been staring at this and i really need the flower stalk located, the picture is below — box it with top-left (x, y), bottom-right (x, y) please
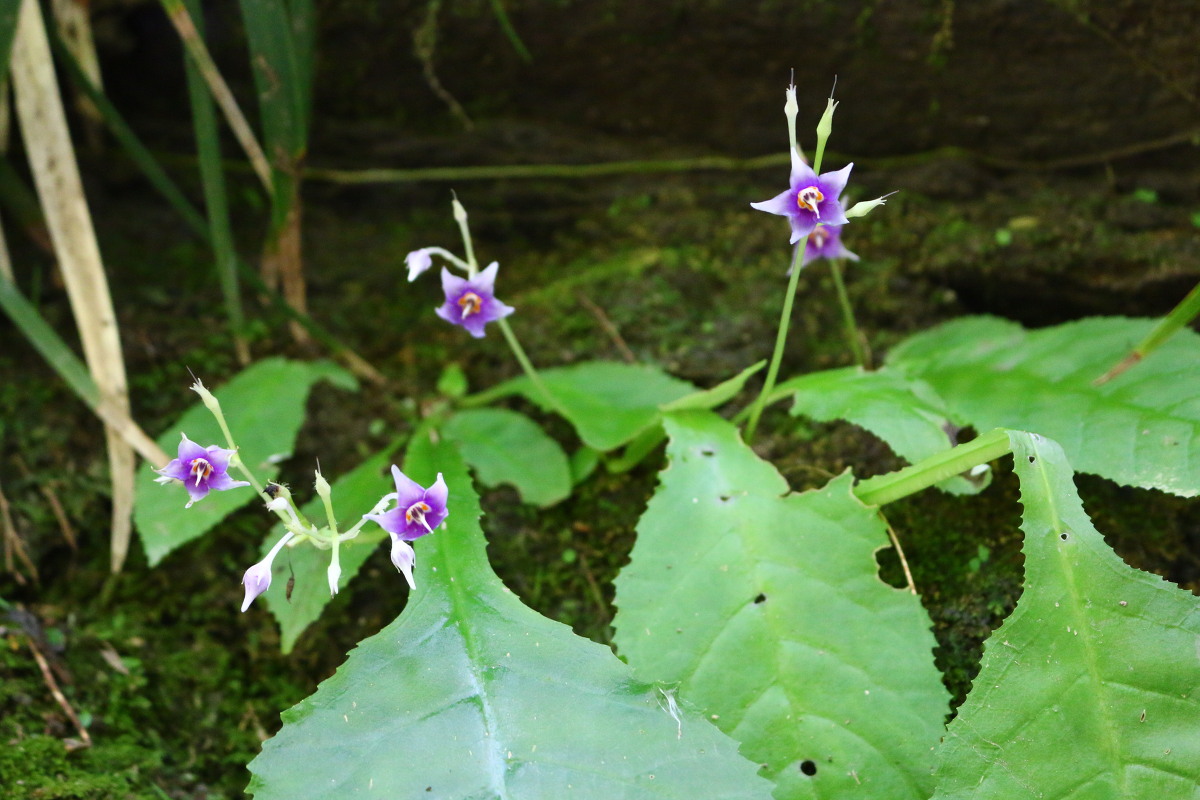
top-left (854, 428), bottom-right (1012, 507)
top-left (744, 241), bottom-right (805, 443)
top-left (828, 258), bottom-right (867, 367)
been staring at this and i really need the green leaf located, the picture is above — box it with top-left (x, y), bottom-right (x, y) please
top-left (931, 431), bottom-right (1200, 799)
top-left (660, 360), bottom-right (766, 412)
top-left (569, 445), bottom-right (600, 484)
top-left (246, 433), bottom-right (774, 800)
top-left (779, 366), bottom-right (986, 495)
top-left (889, 316), bottom-right (1200, 496)
top-left (508, 361), bottom-right (697, 451)
top-left (613, 411), bottom-right (949, 800)
top-left (259, 448), bottom-right (395, 653)
top-left (442, 408), bottom-right (571, 507)
top-left (134, 358), bottom-right (356, 565)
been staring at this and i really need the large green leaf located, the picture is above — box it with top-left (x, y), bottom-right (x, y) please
top-left (888, 316), bottom-right (1200, 496)
top-left (247, 433), bottom-right (774, 800)
top-left (134, 358), bottom-right (356, 565)
top-left (258, 449), bottom-right (395, 653)
top-left (931, 430), bottom-right (1200, 798)
top-left (505, 361), bottom-right (697, 451)
top-left (442, 408), bottom-right (571, 507)
top-left (613, 411), bottom-right (949, 800)
top-left (779, 366), bottom-right (985, 495)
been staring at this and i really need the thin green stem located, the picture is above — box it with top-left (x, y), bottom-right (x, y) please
top-left (828, 258), bottom-right (867, 367)
top-left (854, 428), bottom-right (1011, 507)
top-left (497, 317), bottom-right (560, 413)
top-left (744, 242), bottom-right (805, 443)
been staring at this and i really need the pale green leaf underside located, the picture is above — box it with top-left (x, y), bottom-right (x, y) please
top-left (506, 361), bottom-right (697, 451)
top-left (134, 358), bottom-right (356, 565)
top-left (779, 367), bottom-right (983, 495)
top-left (260, 449), bottom-right (394, 653)
top-left (931, 431), bottom-right (1200, 799)
top-left (247, 433), bottom-right (773, 800)
top-left (613, 411), bottom-right (949, 800)
top-left (888, 316), bottom-right (1200, 496)
top-left (443, 407), bottom-right (572, 507)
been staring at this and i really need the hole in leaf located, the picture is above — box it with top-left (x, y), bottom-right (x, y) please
top-left (1027, 455), bottom-right (1036, 463)
top-left (800, 760), bottom-right (818, 776)
top-left (700, 448), bottom-right (715, 456)
top-left (720, 495), bottom-right (731, 502)
top-left (1059, 532), bottom-right (1069, 540)
top-left (753, 593), bottom-right (767, 604)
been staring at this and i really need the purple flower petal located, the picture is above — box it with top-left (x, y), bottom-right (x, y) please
top-left (390, 464), bottom-right (428, 509)
top-left (156, 433), bottom-right (248, 508)
top-left (820, 163), bottom-right (854, 204)
top-left (367, 467), bottom-right (450, 541)
top-left (749, 189), bottom-right (798, 218)
top-left (435, 266), bottom-right (515, 338)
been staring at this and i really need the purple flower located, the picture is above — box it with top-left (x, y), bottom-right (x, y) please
top-left (435, 262), bottom-right (514, 338)
top-left (241, 531), bottom-right (295, 612)
top-left (751, 161), bottom-right (854, 244)
top-left (155, 434), bottom-right (250, 508)
top-left (406, 248), bottom-right (435, 282)
top-left (802, 224), bottom-right (859, 268)
top-left (366, 465), bottom-right (449, 541)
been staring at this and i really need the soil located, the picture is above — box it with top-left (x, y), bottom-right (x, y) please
top-left (2, 1), bottom-right (1199, 797)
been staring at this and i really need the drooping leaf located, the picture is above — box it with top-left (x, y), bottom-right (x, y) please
top-left (779, 366), bottom-right (986, 495)
top-left (443, 407), bottom-right (571, 507)
top-left (930, 430), bottom-right (1200, 799)
top-left (888, 316), bottom-right (1200, 496)
top-left (135, 358), bottom-right (356, 565)
top-left (613, 411), bottom-right (949, 800)
top-left (182, 0), bottom-right (247, 363)
top-left (661, 360), bottom-right (766, 412)
top-left (0, 278), bottom-right (165, 465)
top-left (259, 449), bottom-right (395, 653)
top-left (246, 433), bottom-right (774, 800)
top-left (506, 361), bottom-right (697, 451)
top-left (607, 362), bottom-right (768, 473)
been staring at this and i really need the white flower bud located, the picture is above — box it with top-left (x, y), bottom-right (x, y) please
top-left (845, 191), bottom-right (898, 219)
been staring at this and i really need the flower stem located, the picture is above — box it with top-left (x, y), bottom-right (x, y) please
top-left (744, 242), bottom-right (805, 443)
top-left (854, 428), bottom-right (1011, 507)
top-left (828, 258), bottom-right (867, 368)
top-left (497, 317), bottom-right (561, 414)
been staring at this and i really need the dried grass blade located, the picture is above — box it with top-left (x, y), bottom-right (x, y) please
top-left (10, 0), bottom-right (135, 572)
top-left (158, 0), bottom-right (272, 190)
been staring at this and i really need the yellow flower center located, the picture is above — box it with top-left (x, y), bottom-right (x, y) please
top-left (405, 501), bottom-right (431, 527)
top-left (189, 457), bottom-right (213, 487)
top-left (458, 292), bottom-right (483, 317)
top-left (797, 186), bottom-right (824, 214)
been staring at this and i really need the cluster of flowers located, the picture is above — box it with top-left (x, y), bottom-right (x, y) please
top-left (751, 82), bottom-right (892, 267)
top-left (404, 198), bottom-right (514, 339)
top-left (154, 383), bottom-right (448, 613)
top-left (155, 79), bottom-right (884, 617)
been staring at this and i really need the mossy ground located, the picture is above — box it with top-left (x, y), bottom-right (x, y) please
top-left (2, 143), bottom-right (1198, 797)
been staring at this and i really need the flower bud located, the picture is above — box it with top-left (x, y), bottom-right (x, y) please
top-left (314, 469), bottom-right (332, 501)
top-left (327, 558), bottom-right (342, 598)
top-left (405, 248), bottom-right (435, 282)
top-left (189, 379), bottom-right (221, 413)
top-left (390, 537), bottom-right (417, 591)
top-left (845, 191), bottom-right (897, 219)
top-left (816, 96), bottom-right (838, 144)
top-left (240, 531), bottom-right (295, 612)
